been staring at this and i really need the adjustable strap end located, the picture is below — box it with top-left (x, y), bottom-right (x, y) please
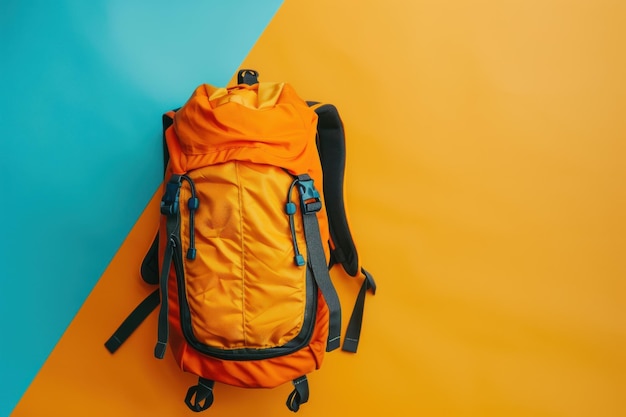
top-left (326, 336), bottom-right (341, 352)
top-left (154, 341), bottom-right (167, 359)
top-left (286, 376), bottom-right (309, 412)
top-left (341, 267), bottom-right (377, 353)
top-left (342, 337), bottom-right (359, 354)
top-left (104, 289), bottom-right (161, 355)
top-left (104, 336), bottom-right (122, 354)
top-left (362, 267), bottom-right (377, 295)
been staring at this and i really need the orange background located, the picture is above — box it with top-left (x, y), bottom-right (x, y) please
top-left (13, 0), bottom-right (626, 416)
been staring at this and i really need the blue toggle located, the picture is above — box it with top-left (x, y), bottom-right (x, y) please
top-left (188, 197), bottom-right (199, 210)
top-left (285, 202), bottom-right (297, 215)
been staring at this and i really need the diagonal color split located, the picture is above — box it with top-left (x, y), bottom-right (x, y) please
top-left (10, 0), bottom-right (626, 416)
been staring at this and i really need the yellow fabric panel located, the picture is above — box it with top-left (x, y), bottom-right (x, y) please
top-left (179, 162), bottom-right (308, 349)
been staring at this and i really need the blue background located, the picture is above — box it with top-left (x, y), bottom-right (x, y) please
top-left (0, 1), bottom-right (282, 414)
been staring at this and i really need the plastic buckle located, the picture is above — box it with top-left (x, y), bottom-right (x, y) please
top-left (160, 177), bottom-right (181, 216)
top-left (297, 177), bottom-right (322, 214)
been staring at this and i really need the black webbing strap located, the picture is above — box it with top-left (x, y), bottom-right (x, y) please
top-left (286, 375), bottom-right (309, 412)
top-left (185, 377), bottom-right (215, 412)
top-left (104, 289), bottom-right (160, 353)
top-left (297, 174), bottom-right (342, 351)
top-left (154, 237), bottom-right (174, 359)
top-left (342, 268), bottom-right (377, 353)
top-left (305, 216), bottom-right (342, 351)
top-left (154, 175), bottom-right (182, 359)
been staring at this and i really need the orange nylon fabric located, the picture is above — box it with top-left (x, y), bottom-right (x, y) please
top-left (161, 81), bottom-right (332, 388)
top-left (166, 81), bottom-right (330, 256)
top-left (167, 82), bottom-right (322, 177)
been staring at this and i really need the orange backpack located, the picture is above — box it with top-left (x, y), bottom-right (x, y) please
top-left (105, 70), bottom-right (376, 412)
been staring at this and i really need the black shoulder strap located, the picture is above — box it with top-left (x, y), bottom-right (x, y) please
top-left (309, 102), bottom-right (359, 276)
top-left (308, 102), bottom-right (377, 353)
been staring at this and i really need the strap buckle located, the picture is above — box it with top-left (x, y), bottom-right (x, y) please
top-left (160, 175), bottom-right (182, 216)
top-left (297, 175), bottom-right (322, 214)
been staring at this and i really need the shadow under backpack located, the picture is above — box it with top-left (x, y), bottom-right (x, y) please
top-left (105, 70), bottom-right (376, 413)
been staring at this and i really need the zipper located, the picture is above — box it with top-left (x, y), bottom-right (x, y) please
top-left (172, 236), bottom-right (318, 361)
top-left (180, 175), bottom-right (199, 260)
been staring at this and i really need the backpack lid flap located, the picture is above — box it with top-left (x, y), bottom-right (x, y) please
top-left (167, 83), bottom-right (319, 176)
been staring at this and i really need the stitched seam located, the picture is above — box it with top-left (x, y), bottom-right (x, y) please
top-left (235, 161), bottom-right (247, 346)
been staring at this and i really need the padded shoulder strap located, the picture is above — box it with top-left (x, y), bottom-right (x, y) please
top-left (309, 102), bottom-right (360, 276)
top-left (308, 102), bottom-right (377, 353)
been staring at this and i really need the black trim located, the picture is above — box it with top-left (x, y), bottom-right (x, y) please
top-left (174, 240), bottom-right (318, 361)
top-left (180, 175), bottom-right (199, 260)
